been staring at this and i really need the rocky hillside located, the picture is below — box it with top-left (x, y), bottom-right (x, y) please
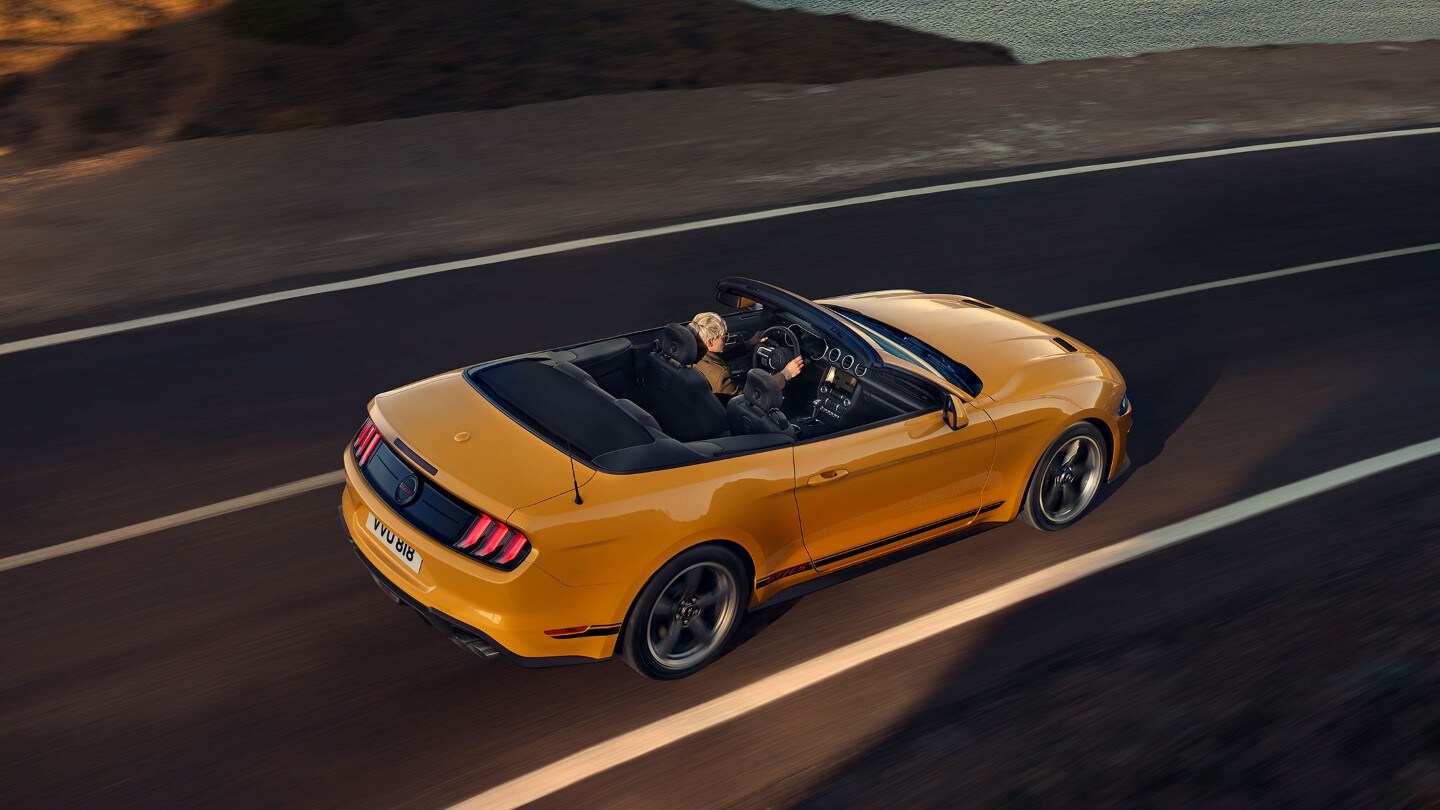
top-left (0, 0), bottom-right (1014, 162)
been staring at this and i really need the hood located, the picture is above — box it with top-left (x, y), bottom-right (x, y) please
top-left (819, 292), bottom-right (1109, 391)
top-left (369, 370), bottom-right (591, 518)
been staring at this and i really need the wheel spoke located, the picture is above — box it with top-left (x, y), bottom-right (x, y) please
top-left (1043, 482), bottom-right (1063, 512)
top-left (1061, 481), bottom-right (1079, 512)
top-left (1062, 439), bottom-right (1080, 464)
top-left (655, 619), bottom-right (683, 656)
top-left (696, 579), bottom-right (732, 608)
top-left (655, 595), bottom-right (676, 615)
top-left (689, 615), bottom-right (713, 644)
top-left (682, 567), bottom-right (702, 595)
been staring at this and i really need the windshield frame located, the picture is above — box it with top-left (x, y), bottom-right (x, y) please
top-left (717, 277), bottom-right (881, 367)
top-left (825, 306), bottom-right (983, 396)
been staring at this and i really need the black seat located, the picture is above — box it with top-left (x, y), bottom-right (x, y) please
top-left (640, 323), bottom-right (728, 442)
top-left (727, 368), bottom-right (798, 438)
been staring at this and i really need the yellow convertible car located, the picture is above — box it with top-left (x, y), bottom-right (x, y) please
top-left (340, 278), bottom-right (1131, 679)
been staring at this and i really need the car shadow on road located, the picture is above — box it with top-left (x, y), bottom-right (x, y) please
top-left (730, 599), bottom-right (801, 650)
top-left (771, 410), bottom-right (1440, 808)
top-left (766, 311), bottom-right (1440, 807)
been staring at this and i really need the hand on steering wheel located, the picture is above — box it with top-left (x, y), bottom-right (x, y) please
top-left (753, 326), bottom-right (800, 375)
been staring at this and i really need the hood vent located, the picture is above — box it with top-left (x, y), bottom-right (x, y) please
top-left (963, 298), bottom-right (996, 308)
top-left (1053, 337), bottom-right (1078, 353)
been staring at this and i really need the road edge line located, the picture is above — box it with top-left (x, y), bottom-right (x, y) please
top-left (0, 470), bottom-right (344, 573)
top-left (4, 126), bottom-right (1439, 357)
top-left (1033, 243), bottom-right (1440, 322)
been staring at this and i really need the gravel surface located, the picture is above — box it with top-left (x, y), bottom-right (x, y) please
top-left (1, 39), bottom-right (1437, 337)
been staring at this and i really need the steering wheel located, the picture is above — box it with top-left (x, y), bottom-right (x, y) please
top-left (753, 326), bottom-right (800, 374)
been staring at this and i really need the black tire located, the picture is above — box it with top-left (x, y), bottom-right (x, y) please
top-left (1020, 422), bottom-right (1108, 532)
top-left (620, 544), bottom-right (749, 680)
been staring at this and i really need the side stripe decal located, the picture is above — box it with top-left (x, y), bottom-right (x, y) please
top-left (755, 501), bottom-right (1005, 589)
top-left (547, 624), bottom-right (622, 640)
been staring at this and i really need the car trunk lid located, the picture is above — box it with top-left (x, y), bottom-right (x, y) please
top-left (367, 371), bottom-right (588, 521)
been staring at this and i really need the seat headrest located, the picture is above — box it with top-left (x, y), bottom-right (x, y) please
top-left (741, 367), bottom-right (783, 412)
top-left (659, 323), bottom-right (702, 366)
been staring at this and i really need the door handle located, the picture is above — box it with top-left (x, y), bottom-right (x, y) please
top-left (807, 469), bottom-right (849, 486)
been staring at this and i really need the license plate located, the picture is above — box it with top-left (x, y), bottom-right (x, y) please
top-left (366, 512), bottom-right (422, 573)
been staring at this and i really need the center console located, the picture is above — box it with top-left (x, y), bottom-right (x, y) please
top-left (814, 366), bottom-right (859, 425)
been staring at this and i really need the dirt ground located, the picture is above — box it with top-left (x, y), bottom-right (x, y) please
top-left (1, 39), bottom-right (1437, 337)
top-left (0, 0), bottom-right (1011, 162)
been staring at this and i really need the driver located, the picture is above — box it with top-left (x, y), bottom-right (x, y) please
top-left (689, 311), bottom-right (803, 397)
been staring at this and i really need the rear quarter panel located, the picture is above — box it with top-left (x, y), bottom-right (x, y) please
top-left (507, 445), bottom-right (806, 624)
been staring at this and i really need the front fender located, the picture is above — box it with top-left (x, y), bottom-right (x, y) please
top-left (980, 379), bottom-right (1126, 522)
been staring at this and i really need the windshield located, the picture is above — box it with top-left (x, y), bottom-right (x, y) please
top-left (828, 308), bottom-right (983, 396)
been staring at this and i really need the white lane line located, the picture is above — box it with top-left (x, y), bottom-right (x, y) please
top-left (4, 126), bottom-right (1439, 358)
top-left (455, 436), bottom-right (1440, 810)
top-left (0, 471), bottom-right (343, 574)
top-left (1033, 243), bottom-right (1440, 322)
top-left (2, 241), bottom-right (1429, 574)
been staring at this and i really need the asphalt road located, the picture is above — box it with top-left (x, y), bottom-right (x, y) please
top-left (2, 132), bottom-right (1439, 807)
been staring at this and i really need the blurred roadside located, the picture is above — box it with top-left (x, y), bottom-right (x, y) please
top-left (0, 0), bottom-right (1010, 163)
top-left (0, 10), bottom-right (1436, 336)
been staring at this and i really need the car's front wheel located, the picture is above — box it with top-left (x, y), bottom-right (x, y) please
top-left (620, 545), bottom-right (748, 680)
top-left (1020, 422), bottom-right (1108, 531)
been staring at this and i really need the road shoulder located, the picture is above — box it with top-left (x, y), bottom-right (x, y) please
top-left (1, 40), bottom-right (1437, 336)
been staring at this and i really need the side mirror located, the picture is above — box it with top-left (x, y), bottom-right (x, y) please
top-left (942, 395), bottom-right (969, 430)
top-left (716, 291), bottom-right (759, 310)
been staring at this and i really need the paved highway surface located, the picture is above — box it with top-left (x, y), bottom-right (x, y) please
top-left (2, 132), bottom-right (1438, 807)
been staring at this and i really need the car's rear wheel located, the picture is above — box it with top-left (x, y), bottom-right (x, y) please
top-left (1020, 422), bottom-right (1107, 531)
top-left (621, 545), bottom-right (747, 680)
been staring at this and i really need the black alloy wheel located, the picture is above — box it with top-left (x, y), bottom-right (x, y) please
top-left (621, 544), bottom-right (748, 680)
top-left (1020, 422), bottom-right (1108, 531)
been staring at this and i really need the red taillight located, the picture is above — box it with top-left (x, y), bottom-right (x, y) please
top-left (544, 626), bottom-right (589, 638)
top-left (358, 431), bottom-right (383, 466)
top-left (495, 530), bottom-right (529, 565)
top-left (456, 515), bottom-right (493, 549)
top-left (353, 418), bottom-right (382, 465)
top-left (476, 525), bottom-right (509, 557)
top-left (451, 512), bottom-right (529, 569)
top-left (354, 420), bottom-right (376, 450)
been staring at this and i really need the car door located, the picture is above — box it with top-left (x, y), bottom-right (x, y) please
top-left (792, 403), bottom-right (996, 571)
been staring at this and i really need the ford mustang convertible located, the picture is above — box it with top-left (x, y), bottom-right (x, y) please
top-left (340, 277), bottom-right (1132, 679)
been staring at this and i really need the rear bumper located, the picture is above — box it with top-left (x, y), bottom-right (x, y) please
top-left (342, 520), bottom-right (595, 668)
top-left (339, 446), bottom-right (627, 666)
top-left (341, 504), bottom-right (596, 668)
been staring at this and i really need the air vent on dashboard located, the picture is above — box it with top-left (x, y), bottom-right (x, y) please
top-left (1053, 337), bottom-right (1078, 353)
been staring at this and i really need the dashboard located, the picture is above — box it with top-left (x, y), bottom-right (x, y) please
top-left (789, 323), bottom-right (866, 377)
top-left (775, 318), bottom-right (939, 431)
top-left (784, 322), bottom-right (868, 426)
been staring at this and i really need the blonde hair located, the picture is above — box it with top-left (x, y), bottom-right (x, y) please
top-left (689, 311), bottom-right (726, 345)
